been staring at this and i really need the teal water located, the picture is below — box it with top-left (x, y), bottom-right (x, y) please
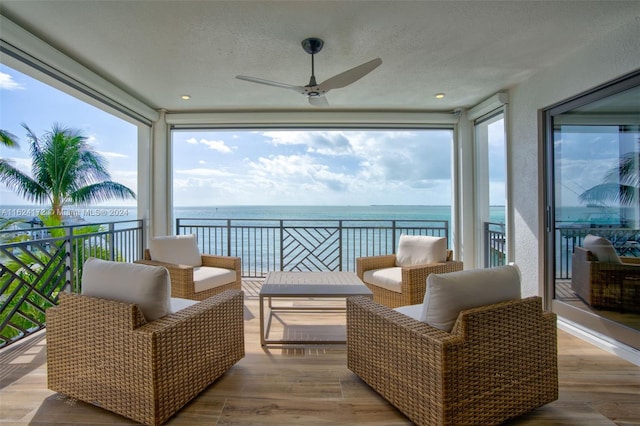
top-left (6, 204), bottom-right (634, 227)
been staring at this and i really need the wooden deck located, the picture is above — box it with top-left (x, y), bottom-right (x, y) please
top-left (1, 278), bottom-right (639, 425)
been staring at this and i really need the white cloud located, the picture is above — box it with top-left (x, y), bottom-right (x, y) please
top-left (0, 72), bottom-right (25, 90)
top-left (1, 157), bottom-right (32, 173)
top-left (175, 168), bottom-right (233, 177)
top-left (98, 151), bottom-right (128, 159)
top-left (185, 137), bottom-right (233, 153)
top-left (263, 131), bottom-right (353, 156)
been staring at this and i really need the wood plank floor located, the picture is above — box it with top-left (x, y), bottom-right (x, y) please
top-left (1, 279), bottom-right (639, 425)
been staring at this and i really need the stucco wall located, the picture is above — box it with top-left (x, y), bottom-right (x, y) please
top-left (510, 17), bottom-right (640, 297)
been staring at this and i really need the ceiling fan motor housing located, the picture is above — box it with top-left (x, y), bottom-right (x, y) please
top-left (302, 37), bottom-right (324, 55)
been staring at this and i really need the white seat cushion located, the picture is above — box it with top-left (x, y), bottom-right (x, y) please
top-left (363, 267), bottom-right (402, 293)
top-left (170, 297), bottom-right (199, 313)
top-left (394, 303), bottom-right (422, 320)
top-left (420, 264), bottom-right (522, 332)
top-left (395, 234), bottom-right (447, 267)
top-left (81, 257), bottom-right (171, 322)
top-left (583, 234), bottom-right (621, 264)
top-left (193, 266), bottom-right (237, 293)
top-left (149, 234), bottom-right (202, 267)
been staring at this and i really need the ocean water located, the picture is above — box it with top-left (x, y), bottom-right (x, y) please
top-left (6, 204), bottom-right (635, 227)
top-left (79, 205), bottom-right (506, 223)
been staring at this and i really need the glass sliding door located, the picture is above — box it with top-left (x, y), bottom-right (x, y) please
top-left (544, 72), bottom-right (640, 350)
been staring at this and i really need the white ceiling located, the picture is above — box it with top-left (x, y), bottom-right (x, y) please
top-left (1, 1), bottom-right (639, 113)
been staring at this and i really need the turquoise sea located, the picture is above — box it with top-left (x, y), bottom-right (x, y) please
top-left (60, 205), bottom-right (506, 227)
top-left (5, 204), bottom-right (635, 227)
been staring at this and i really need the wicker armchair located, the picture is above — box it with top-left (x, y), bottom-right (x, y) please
top-left (356, 249), bottom-right (463, 308)
top-left (46, 289), bottom-right (245, 426)
top-left (347, 295), bottom-right (558, 426)
top-left (137, 248), bottom-right (242, 300)
top-left (572, 245), bottom-right (640, 312)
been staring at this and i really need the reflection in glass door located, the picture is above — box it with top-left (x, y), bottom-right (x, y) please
top-left (545, 76), bottom-right (640, 350)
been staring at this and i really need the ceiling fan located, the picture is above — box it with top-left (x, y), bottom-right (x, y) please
top-left (236, 37), bottom-right (382, 107)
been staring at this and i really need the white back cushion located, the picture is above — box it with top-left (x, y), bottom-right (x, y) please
top-left (420, 264), bottom-right (522, 332)
top-left (395, 234), bottom-right (447, 267)
top-left (149, 234), bottom-right (202, 267)
top-left (81, 257), bottom-right (171, 321)
top-left (582, 234), bottom-right (621, 264)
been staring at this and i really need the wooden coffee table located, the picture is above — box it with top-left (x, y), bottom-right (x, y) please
top-left (259, 271), bottom-right (373, 346)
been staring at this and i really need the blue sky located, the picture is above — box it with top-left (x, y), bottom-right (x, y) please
top-left (1, 63), bottom-right (511, 207)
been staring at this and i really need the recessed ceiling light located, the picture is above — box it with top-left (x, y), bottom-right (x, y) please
top-left (181, 95), bottom-right (191, 100)
top-left (435, 93), bottom-right (445, 99)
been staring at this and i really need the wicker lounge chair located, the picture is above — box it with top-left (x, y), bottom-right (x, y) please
top-left (347, 265), bottom-right (558, 426)
top-left (572, 239), bottom-right (640, 312)
top-left (46, 259), bottom-right (245, 425)
top-left (356, 235), bottom-right (463, 308)
top-left (136, 234), bottom-right (242, 300)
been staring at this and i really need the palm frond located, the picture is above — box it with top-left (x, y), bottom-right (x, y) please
top-left (0, 159), bottom-right (49, 203)
top-left (0, 129), bottom-right (19, 148)
top-left (70, 181), bottom-right (136, 205)
top-left (579, 183), bottom-right (638, 205)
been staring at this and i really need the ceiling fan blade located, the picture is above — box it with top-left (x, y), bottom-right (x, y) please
top-left (308, 96), bottom-right (329, 107)
top-left (317, 58), bottom-right (382, 91)
top-left (236, 75), bottom-right (304, 93)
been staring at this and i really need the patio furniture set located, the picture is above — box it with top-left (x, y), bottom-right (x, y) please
top-left (46, 234), bottom-right (559, 425)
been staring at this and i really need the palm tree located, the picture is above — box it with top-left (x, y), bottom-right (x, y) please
top-left (0, 123), bottom-right (135, 222)
top-left (579, 150), bottom-right (639, 207)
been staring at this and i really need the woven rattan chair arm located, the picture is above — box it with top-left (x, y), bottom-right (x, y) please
top-left (200, 254), bottom-right (241, 270)
top-left (49, 292), bottom-right (147, 330)
top-left (356, 255), bottom-right (397, 278)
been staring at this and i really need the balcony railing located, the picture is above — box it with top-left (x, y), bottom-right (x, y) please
top-left (555, 226), bottom-right (640, 278)
top-left (484, 221), bottom-right (506, 268)
top-left (0, 219), bottom-right (143, 347)
top-left (3, 215), bottom-right (637, 348)
top-left (176, 218), bottom-right (449, 277)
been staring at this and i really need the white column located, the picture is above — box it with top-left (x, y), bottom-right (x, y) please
top-left (150, 109), bottom-right (172, 236)
top-left (455, 110), bottom-right (475, 267)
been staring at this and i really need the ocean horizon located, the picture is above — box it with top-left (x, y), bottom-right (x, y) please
top-left (3, 204), bottom-right (507, 226)
top-left (2, 204), bottom-right (632, 228)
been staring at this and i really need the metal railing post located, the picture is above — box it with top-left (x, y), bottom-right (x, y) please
top-left (109, 222), bottom-right (116, 261)
top-left (279, 220), bottom-right (284, 271)
top-left (64, 226), bottom-right (74, 292)
top-left (227, 219), bottom-right (232, 257)
top-left (392, 220), bottom-right (397, 253)
top-left (338, 220), bottom-right (343, 271)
